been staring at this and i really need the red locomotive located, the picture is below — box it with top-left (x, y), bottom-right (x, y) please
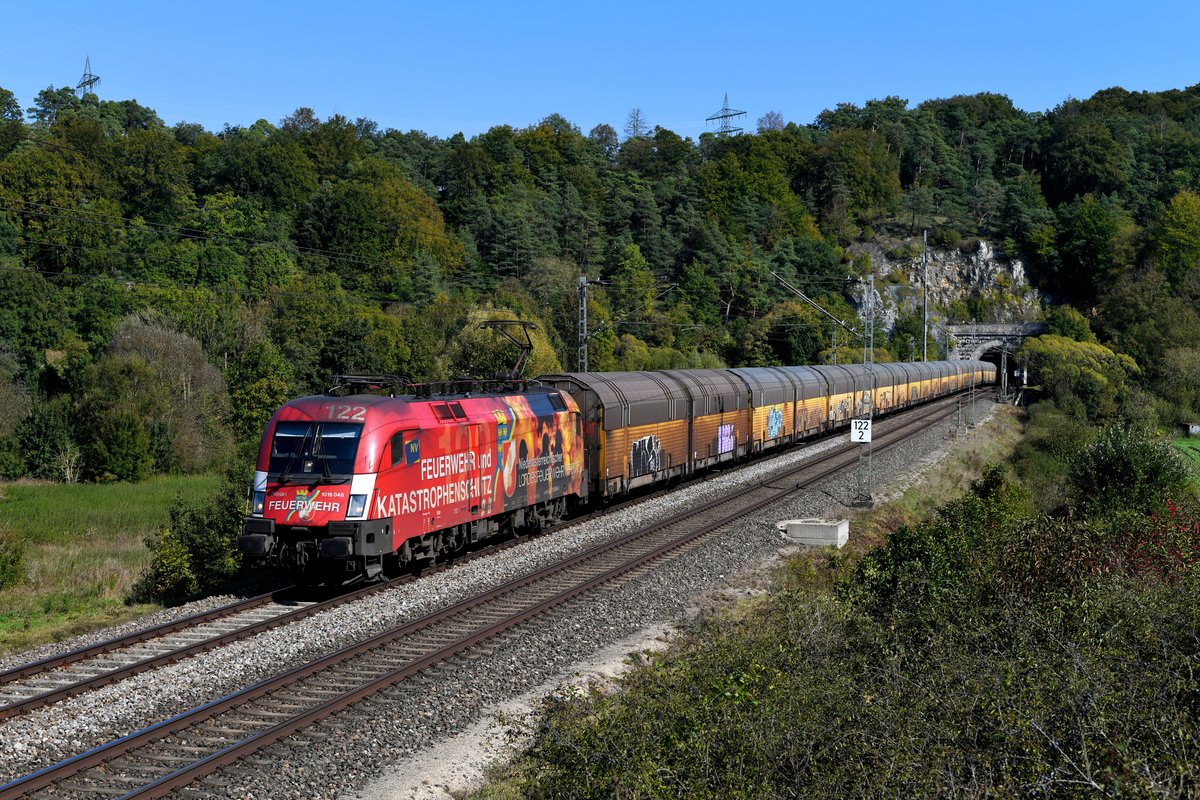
top-left (240, 377), bottom-right (585, 580)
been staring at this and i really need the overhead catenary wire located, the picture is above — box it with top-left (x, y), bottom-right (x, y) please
top-left (770, 270), bottom-right (862, 339)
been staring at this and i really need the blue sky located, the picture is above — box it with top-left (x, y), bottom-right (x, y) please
top-left (3, 0), bottom-right (1199, 140)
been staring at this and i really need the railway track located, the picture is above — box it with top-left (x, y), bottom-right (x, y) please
top-left (0, 546), bottom-right (526, 722)
top-left (0, 389), bottom-right (984, 800)
top-left (0, 388), bottom-right (977, 719)
top-left (0, 590), bottom-right (299, 720)
top-left (0, 494), bottom-right (608, 721)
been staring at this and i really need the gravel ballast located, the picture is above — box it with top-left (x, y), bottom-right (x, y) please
top-left (0, 401), bottom-right (998, 798)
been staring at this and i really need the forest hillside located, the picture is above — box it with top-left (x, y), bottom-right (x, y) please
top-left (1, 83), bottom-right (1199, 483)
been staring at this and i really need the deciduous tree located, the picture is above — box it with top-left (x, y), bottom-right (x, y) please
top-left (757, 111), bottom-right (786, 133)
top-left (1019, 334), bottom-right (1138, 421)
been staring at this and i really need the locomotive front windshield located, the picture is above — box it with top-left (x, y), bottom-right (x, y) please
top-left (268, 421), bottom-right (362, 479)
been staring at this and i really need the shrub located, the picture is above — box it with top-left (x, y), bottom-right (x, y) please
top-left (1011, 401), bottom-right (1093, 509)
top-left (136, 527), bottom-right (196, 600)
top-left (0, 439), bottom-right (23, 480)
top-left (136, 459), bottom-right (249, 601)
top-left (845, 465), bottom-right (1021, 617)
top-left (1043, 305), bottom-right (1097, 343)
top-left (930, 226), bottom-right (961, 249)
top-left (502, 459), bottom-right (1200, 799)
top-left (1019, 334), bottom-right (1138, 422)
top-left (1003, 498), bottom-right (1200, 589)
top-left (1067, 422), bottom-right (1195, 517)
top-left (1121, 499), bottom-right (1200, 581)
top-left (18, 398), bottom-right (74, 480)
top-left (87, 412), bottom-right (152, 483)
top-left (167, 480), bottom-right (244, 588)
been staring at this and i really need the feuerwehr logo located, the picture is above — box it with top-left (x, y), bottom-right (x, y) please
top-left (287, 488), bottom-right (321, 522)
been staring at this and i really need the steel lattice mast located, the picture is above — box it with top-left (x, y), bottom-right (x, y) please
top-left (76, 56), bottom-right (100, 97)
top-left (705, 93), bottom-right (745, 136)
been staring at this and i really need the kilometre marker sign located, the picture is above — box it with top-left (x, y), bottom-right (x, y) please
top-left (850, 418), bottom-right (872, 443)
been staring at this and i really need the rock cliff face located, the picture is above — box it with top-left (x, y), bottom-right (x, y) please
top-left (847, 238), bottom-right (1041, 338)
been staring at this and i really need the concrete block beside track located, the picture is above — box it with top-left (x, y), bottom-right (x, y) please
top-left (776, 518), bottom-right (849, 548)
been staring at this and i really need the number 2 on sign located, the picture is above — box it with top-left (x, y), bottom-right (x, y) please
top-left (851, 418), bottom-right (872, 443)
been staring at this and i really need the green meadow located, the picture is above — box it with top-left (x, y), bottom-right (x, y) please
top-left (1176, 437), bottom-right (1200, 486)
top-left (0, 474), bottom-right (221, 655)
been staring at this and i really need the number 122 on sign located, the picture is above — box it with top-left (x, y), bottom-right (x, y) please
top-left (851, 418), bottom-right (872, 443)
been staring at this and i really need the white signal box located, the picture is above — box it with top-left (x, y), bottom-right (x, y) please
top-left (850, 418), bottom-right (872, 443)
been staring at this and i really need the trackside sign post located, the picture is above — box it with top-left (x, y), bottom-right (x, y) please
top-left (851, 418), bottom-right (872, 443)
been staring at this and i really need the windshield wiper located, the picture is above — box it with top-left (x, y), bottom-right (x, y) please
top-left (314, 424), bottom-right (334, 482)
top-left (309, 426), bottom-right (351, 485)
top-left (280, 425), bottom-right (314, 485)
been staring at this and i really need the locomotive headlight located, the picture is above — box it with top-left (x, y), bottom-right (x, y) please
top-left (251, 491), bottom-right (266, 517)
top-left (348, 494), bottom-right (367, 518)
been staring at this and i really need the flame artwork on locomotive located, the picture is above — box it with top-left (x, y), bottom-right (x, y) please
top-left (240, 385), bottom-right (584, 581)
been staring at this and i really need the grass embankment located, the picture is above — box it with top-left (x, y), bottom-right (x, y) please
top-left (0, 474), bottom-right (220, 655)
top-left (473, 407), bottom-right (1200, 798)
top-left (843, 404), bottom-right (1025, 557)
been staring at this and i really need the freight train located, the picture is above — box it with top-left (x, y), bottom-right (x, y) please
top-left (239, 360), bottom-right (996, 581)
